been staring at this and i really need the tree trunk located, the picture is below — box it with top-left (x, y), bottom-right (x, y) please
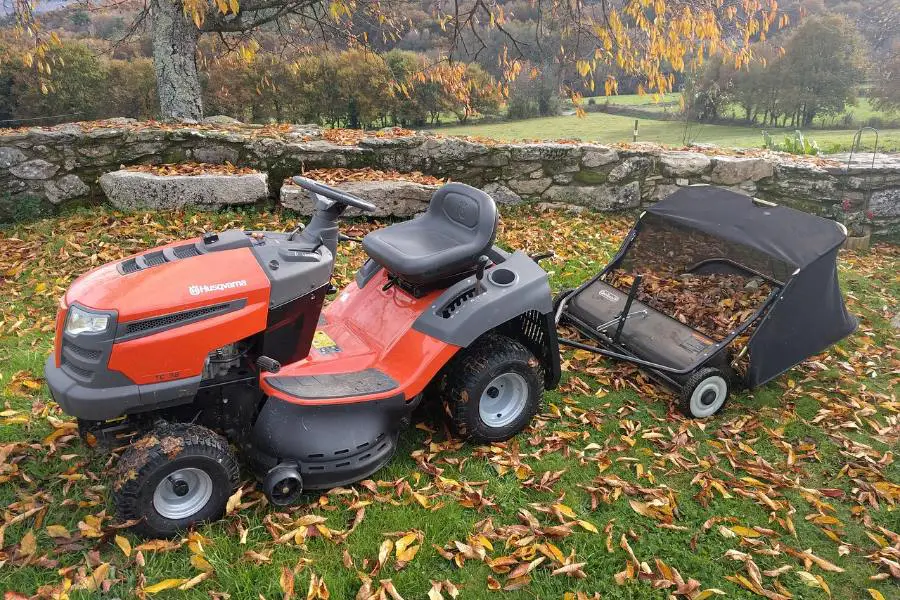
top-left (151, 0), bottom-right (203, 121)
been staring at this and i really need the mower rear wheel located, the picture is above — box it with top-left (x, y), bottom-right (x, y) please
top-left (444, 335), bottom-right (543, 443)
top-left (679, 367), bottom-right (731, 419)
top-left (112, 423), bottom-right (239, 538)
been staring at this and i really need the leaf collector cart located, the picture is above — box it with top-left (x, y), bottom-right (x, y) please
top-left (554, 185), bottom-right (857, 418)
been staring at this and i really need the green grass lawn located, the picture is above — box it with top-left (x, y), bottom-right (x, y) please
top-left (589, 92), bottom-right (682, 106)
top-left (435, 110), bottom-right (900, 151)
top-left (0, 207), bottom-right (897, 599)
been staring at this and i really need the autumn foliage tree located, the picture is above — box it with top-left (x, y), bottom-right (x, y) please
top-left (6, 0), bottom-right (786, 122)
top-left (686, 14), bottom-right (867, 127)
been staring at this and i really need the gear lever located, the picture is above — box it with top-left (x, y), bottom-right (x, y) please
top-left (474, 255), bottom-right (490, 295)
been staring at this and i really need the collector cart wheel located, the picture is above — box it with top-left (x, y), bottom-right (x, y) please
top-left (112, 423), bottom-right (240, 538)
top-left (443, 335), bottom-right (544, 443)
top-left (678, 367), bottom-right (731, 419)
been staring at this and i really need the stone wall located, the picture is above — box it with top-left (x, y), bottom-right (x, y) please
top-left (1, 119), bottom-right (898, 237)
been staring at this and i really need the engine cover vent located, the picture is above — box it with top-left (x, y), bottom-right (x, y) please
top-left (173, 243), bottom-right (201, 259)
top-left (121, 258), bottom-right (141, 274)
top-left (118, 243), bottom-right (202, 275)
top-left (144, 250), bottom-right (167, 267)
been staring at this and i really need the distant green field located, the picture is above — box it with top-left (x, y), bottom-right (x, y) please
top-left (583, 92), bottom-right (682, 107)
top-left (588, 93), bottom-right (897, 126)
top-left (435, 110), bottom-right (899, 151)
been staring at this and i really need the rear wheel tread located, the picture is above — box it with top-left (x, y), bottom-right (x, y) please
top-left (443, 334), bottom-right (544, 443)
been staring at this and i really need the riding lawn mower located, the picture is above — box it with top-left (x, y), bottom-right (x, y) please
top-left (45, 177), bottom-right (561, 538)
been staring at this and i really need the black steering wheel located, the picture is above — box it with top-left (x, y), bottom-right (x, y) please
top-left (292, 176), bottom-right (377, 212)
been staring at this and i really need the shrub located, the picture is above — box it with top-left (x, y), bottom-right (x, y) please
top-left (762, 130), bottom-right (820, 155)
top-left (9, 41), bottom-right (106, 122)
top-left (102, 59), bottom-right (159, 119)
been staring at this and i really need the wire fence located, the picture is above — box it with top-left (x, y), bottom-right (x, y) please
top-left (0, 112), bottom-right (82, 126)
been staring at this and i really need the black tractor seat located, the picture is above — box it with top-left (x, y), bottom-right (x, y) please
top-left (362, 182), bottom-right (498, 287)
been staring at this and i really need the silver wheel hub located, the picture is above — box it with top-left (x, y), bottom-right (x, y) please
top-left (689, 376), bottom-right (727, 418)
top-left (479, 372), bottom-right (529, 428)
top-left (152, 467), bottom-right (213, 520)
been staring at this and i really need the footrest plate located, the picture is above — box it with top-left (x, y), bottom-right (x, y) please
top-left (267, 369), bottom-right (399, 400)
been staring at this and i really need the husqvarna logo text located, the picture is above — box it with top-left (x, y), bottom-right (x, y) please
top-left (188, 280), bottom-right (248, 296)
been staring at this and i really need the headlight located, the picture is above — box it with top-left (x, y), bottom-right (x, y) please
top-left (65, 306), bottom-right (110, 336)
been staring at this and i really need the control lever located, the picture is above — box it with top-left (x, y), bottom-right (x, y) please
top-left (287, 224), bottom-right (304, 241)
top-left (338, 233), bottom-right (363, 244)
top-left (256, 356), bottom-right (281, 373)
top-left (474, 255), bottom-right (490, 295)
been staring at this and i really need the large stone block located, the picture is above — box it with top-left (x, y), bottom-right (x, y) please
top-left (581, 145), bottom-right (619, 168)
top-left (506, 143), bottom-right (581, 162)
top-left (281, 179), bottom-right (437, 217)
top-left (506, 176), bottom-right (553, 196)
top-left (9, 159), bottom-right (59, 180)
top-left (869, 188), bottom-right (900, 218)
top-left (608, 157), bottom-right (652, 183)
top-left (0, 147), bottom-right (27, 169)
top-left (45, 175), bottom-right (90, 205)
top-left (482, 182), bottom-right (522, 205)
top-left (189, 144), bottom-right (240, 164)
top-left (100, 170), bottom-right (268, 210)
top-left (709, 156), bottom-right (774, 185)
top-left (659, 151), bottom-right (711, 177)
top-left (542, 181), bottom-right (640, 210)
top-left (411, 137), bottom-right (490, 164)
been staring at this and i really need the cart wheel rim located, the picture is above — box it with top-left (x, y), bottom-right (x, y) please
top-left (689, 376), bottom-right (728, 418)
top-left (479, 372), bottom-right (529, 428)
top-left (152, 467), bottom-right (214, 520)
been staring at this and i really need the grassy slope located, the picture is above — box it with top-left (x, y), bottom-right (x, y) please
top-left (0, 208), bottom-right (897, 599)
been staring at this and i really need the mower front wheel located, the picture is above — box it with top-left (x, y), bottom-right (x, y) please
top-left (679, 367), bottom-right (731, 419)
top-left (112, 423), bottom-right (240, 538)
top-left (444, 336), bottom-right (543, 443)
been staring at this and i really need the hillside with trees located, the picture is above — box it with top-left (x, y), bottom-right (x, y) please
top-left (0, 0), bottom-right (896, 135)
top-left (685, 14), bottom-right (870, 128)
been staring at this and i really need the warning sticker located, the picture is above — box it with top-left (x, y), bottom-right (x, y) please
top-left (312, 330), bottom-right (340, 354)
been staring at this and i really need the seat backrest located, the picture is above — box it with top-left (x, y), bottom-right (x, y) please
top-left (427, 182), bottom-right (498, 246)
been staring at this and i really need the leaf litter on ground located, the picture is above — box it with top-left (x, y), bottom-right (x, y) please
top-left (0, 205), bottom-right (895, 599)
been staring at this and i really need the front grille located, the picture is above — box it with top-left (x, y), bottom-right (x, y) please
top-left (61, 357), bottom-right (93, 380)
top-left (124, 303), bottom-right (230, 336)
top-left (65, 342), bottom-right (101, 361)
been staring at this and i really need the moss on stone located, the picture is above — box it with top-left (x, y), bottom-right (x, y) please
top-left (574, 169), bottom-right (608, 185)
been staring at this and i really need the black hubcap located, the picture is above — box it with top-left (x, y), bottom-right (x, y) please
top-left (274, 478), bottom-right (300, 500)
top-left (700, 389), bottom-right (718, 406)
top-left (487, 386), bottom-right (500, 399)
top-left (170, 478), bottom-right (190, 497)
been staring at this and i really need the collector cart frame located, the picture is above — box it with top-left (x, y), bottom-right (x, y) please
top-left (553, 186), bottom-right (857, 418)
